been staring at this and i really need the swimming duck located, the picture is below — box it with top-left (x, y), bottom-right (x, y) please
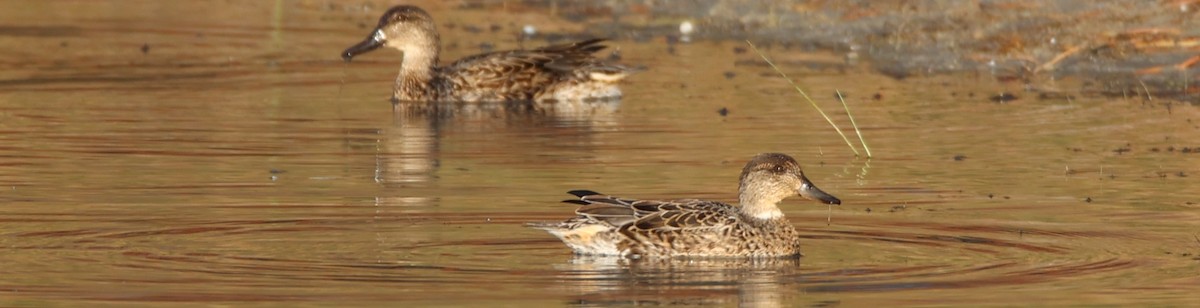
top-left (342, 5), bottom-right (635, 103)
top-left (531, 153), bottom-right (842, 258)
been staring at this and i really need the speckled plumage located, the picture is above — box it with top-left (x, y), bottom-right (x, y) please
top-left (342, 5), bottom-right (634, 103)
top-left (531, 153), bottom-right (843, 258)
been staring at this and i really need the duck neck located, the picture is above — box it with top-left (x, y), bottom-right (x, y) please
top-left (738, 185), bottom-right (786, 221)
top-left (394, 47), bottom-right (440, 101)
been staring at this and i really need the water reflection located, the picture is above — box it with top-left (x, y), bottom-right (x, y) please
top-left (559, 256), bottom-right (802, 308)
top-left (374, 99), bottom-right (620, 208)
top-left (527, 216), bottom-right (1149, 307)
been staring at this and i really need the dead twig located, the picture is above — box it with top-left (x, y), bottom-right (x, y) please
top-left (1036, 45), bottom-right (1085, 73)
top-left (1176, 55), bottom-right (1200, 70)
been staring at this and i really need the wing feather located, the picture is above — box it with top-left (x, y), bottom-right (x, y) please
top-left (562, 190), bottom-right (739, 234)
top-left (437, 39), bottom-right (615, 99)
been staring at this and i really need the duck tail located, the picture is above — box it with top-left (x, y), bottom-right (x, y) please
top-left (572, 38), bottom-right (608, 54)
top-left (568, 190), bottom-right (604, 198)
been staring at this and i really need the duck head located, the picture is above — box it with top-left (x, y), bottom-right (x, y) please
top-left (737, 153), bottom-right (841, 219)
top-left (342, 5), bottom-right (440, 62)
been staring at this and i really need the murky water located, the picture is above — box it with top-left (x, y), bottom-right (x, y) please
top-left (2, 1), bottom-right (1200, 306)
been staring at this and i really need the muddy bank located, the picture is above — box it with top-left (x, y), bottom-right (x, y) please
top-left (462, 0), bottom-right (1200, 103)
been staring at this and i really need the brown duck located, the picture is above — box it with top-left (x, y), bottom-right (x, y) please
top-left (342, 5), bottom-right (635, 103)
top-left (530, 153), bottom-right (842, 258)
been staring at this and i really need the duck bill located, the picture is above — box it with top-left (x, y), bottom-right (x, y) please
top-left (798, 174), bottom-right (841, 205)
top-left (342, 29), bottom-right (386, 62)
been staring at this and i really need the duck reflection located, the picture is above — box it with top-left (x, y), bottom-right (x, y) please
top-left (557, 255), bottom-right (802, 308)
top-left (373, 99), bottom-right (620, 208)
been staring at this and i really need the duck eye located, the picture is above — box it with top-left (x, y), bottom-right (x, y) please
top-left (771, 165), bottom-right (786, 173)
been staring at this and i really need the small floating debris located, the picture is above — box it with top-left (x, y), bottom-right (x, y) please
top-left (269, 169), bottom-right (286, 181)
top-left (1113, 144), bottom-right (1132, 154)
top-left (717, 107), bottom-right (729, 117)
top-left (141, 43), bottom-right (150, 54)
top-left (844, 51), bottom-right (859, 65)
top-left (989, 92), bottom-right (1018, 102)
top-left (607, 49), bottom-right (622, 61)
top-left (522, 24), bottom-right (536, 38)
top-left (679, 20), bottom-right (694, 42)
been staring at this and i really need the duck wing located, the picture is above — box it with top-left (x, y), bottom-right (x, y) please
top-left (563, 190), bottom-right (740, 233)
top-left (447, 38), bottom-right (608, 71)
top-left (437, 39), bottom-right (621, 99)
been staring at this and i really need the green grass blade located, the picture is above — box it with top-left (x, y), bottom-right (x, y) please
top-left (836, 90), bottom-right (871, 158)
top-left (747, 41), bottom-right (860, 157)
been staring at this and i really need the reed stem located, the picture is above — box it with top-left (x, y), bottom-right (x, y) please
top-left (836, 90), bottom-right (871, 158)
top-left (747, 41), bottom-right (863, 157)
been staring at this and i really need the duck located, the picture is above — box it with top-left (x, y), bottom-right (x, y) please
top-left (341, 5), bottom-right (635, 103)
top-left (530, 153), bottom-right (842, 258)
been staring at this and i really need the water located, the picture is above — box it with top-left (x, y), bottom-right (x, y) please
top-left (2, 1), bottom-right (1200, 306)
